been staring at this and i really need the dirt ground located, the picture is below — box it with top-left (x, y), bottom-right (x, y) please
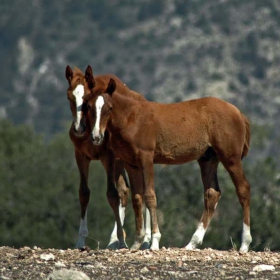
top-left (0, 246), bottom-right (279, 279)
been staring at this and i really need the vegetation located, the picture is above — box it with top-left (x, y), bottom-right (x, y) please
top-left (0, 120), bottom-right (279, 251)
top-left (0, 0), bottom-right (279, 251)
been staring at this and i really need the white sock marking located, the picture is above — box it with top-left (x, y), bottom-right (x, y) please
top-left (72, 85), bottom-right (85, 131)
top-left (108, 201), bottom-right (126, 247)
top-left (185, 222), bottom-right (206, 250)
top-left (93, 96), bottom-right (105, 138)
top-left (76, 210), bottom-right (88, 248)
top-left (143, 206), bottom-right (152, 243)
top-left (240, 223), bottom-right (252, 252)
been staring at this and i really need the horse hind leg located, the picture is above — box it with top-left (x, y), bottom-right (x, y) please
top-left (186, 149), bottom-right (221, 250)
top-left (222, 158), bottom-right (252, 252)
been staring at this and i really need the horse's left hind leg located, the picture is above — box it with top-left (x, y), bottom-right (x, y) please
top-left (186, 153), bottom-right (221, 250)
top-left (223, 159), bottom-right (252, 252)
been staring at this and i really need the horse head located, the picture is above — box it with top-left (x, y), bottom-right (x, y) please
top-left (65, 65), bottom-right (92, 134)
top-left (83, 77), bottom-right (116, 145)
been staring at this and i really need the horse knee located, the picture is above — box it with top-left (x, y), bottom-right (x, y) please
top-left (204, 188), bottom-right (221, 210)
top-left (144, 191), bottom-right (157, 209)
top-left (132, 194), bottom-right (143, 212)
top-left (117, 182), bottom-right (130, 207)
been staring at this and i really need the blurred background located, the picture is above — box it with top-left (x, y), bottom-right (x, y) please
top-left (0, 0), bottom-right (280, 251)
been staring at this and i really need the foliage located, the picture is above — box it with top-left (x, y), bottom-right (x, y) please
top-left (0, 120), bottom-right (279, 251)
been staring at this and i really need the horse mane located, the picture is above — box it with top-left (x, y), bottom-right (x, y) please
top-left (94, 74), bottom-right (146, 102)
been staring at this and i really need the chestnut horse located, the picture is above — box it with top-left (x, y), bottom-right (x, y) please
top-left (65, 65), bottom-right (151, 249)
top-left (83, 76), bottom-right (252, 252)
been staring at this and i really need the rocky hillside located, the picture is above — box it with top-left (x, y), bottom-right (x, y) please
top-left (1, 0), bottom-right (280, 161)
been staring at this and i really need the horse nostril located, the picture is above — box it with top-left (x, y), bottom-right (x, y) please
top-left (91, 135), bottom-right (100, 144)
top-left (91, 134), bottom-right (104, 145)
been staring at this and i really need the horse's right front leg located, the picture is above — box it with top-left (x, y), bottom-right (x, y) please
top-left (140, 153), bottom-right (161, 250)
top-left (125, 164), bottom-right (146, 250)
top-left (101, 152), bottom-right (127, 249)
top-left (107, 158), bottom-right (129, 249)
top-left (75, 151), bottom-right (91, 249)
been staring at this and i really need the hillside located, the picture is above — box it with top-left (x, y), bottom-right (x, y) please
top-left (1, 0), bottom-right (280, 163)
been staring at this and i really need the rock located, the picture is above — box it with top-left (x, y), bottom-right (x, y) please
top-left (140, 267), bottom-right (149, 274)
top-left (252, 264), bottom-right (275, 272)
top-left (55, 261), bottom-right (66, 268)
top-left (40, 253), bottom-right (55, 261)
top-left (46, 269), bottom-right (90, 280)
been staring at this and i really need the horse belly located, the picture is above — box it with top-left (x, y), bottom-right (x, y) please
top-left (153, 145), bottom-right (205, 165)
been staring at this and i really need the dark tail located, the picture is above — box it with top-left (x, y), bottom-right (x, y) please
top-left (241, 114), bottom-right (250, 159)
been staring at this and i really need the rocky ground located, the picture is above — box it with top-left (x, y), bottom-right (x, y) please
top-left (0, 246), bottom-right (279, 279)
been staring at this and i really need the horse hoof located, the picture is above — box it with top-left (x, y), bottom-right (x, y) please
top-left (140, 242), bottom-right (151, 250)
top-left (106, 241), bottom-right (120, 250)
top-left (118, 242), bottom-right (128, 249)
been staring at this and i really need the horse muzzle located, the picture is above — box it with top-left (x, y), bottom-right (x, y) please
top-left (91, 134), bottom-right (104, 146)
top-left (73, 122), bottom-right (86, 136)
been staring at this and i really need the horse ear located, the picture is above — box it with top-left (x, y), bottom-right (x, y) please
top-left (85, 65), bottom-right (93, 79)
top-left (65, 65), bottom-right (73, 83)
top-left (106, 79), bottom-right (116, 96)
top-left (85, 65), bottom-right (95, 89)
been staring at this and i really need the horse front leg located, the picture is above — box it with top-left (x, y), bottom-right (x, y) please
top-left (186, 156), bottom-right (220, 250)
top-left (75, 150), bottom-right (91, 249)
top-left (140, 153), bottom-right (161, 250)
top-left (140, 205), bottom-right (152, 250)
top-left (101, 152), bottom-right (127, 249)
top-left (107, 158), bottom-right (129, 249)
top-left (125, 164), bottom-right (146, 250)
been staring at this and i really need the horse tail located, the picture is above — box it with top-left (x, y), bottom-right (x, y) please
top-left (241, 114), bottom-right (250, 159)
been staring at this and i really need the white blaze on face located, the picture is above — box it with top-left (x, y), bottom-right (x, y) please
top-left (92, 96), bottom-right (105, 138)
top-left (72, 84), bottom-right (85, 131)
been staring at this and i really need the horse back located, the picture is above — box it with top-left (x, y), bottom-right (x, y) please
top-left (143, 97), bottom-right (249, 162)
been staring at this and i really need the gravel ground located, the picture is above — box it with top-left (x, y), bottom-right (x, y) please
top-left (0, 246), bottom-right (279, 279)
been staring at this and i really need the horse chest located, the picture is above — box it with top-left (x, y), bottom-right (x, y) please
top-left (110, 135), bottom-right (141, 165)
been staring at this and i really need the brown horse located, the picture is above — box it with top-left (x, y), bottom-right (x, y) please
top-left (65, 65), bottom-right (151, 249)
top-left (83, 76), bottom-right (252, 252)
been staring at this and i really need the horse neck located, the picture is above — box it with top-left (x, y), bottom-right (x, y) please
top-left (108, 92), bottom-right (140, 132)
